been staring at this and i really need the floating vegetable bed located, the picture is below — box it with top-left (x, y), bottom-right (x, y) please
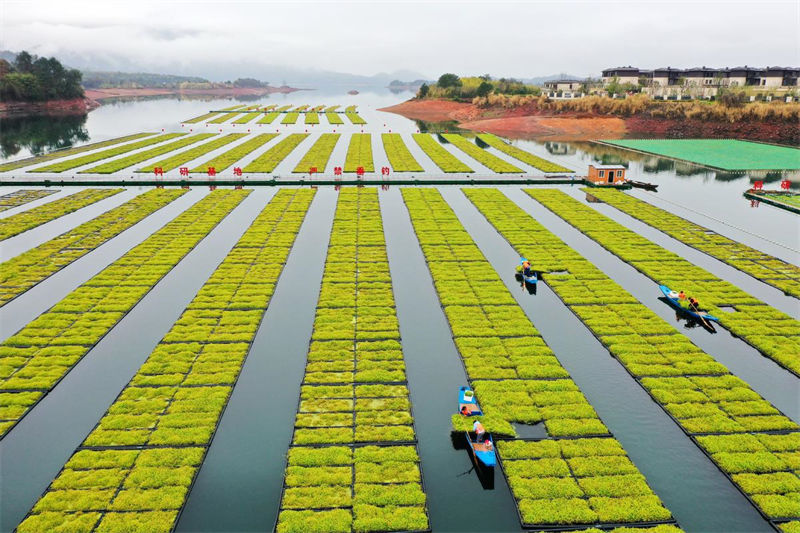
top-left (585, 188), bottom-right (800, 299)
top-left (0, 190), bottom-right (248, 438)
top-left (82, 134), bottom-right (217, 174)
top-left (137, 134), bottom-right (247, 174)
top-left (401, 188), bottom-right (674, 529)
top-left (532, 189), bottom-right (800, 376)
top-left (0, 189), bottom-right (185, 306)
top-left (31, 134), bottom-right (185, 173)
top-left (16, 189), bottom-right (315, 533)
top-left (0, 188), bottom-right (123, 241)
top-left (412, 134), bottom-right (472, 173)
top-left (0, 189), bottom-right (57, 212)
top-left (293, 134), bottom-right (340, 174)
top-left (343, 134), bottom-right (374, 173)
top-left (476, 134), bottom-right (571, 173)
top-left (381, 134), bottom-right (423, 173)
top-left (441, 134), bottom-right (522, 174)
top-left (276, 188), bottom-right (429, 533)
top-left (189, 134), bottom-right (278, 174)
top-left (243, 134), bottom-right (309, 173)
top-left (464, 188), bottom-right (800, 526)
top-left (0, 133), bottom-right (155, 172)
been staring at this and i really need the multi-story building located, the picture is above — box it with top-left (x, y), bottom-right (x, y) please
top-left (601, 65), bottom-right (799, 91)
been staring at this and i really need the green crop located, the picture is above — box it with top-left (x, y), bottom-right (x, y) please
top-left (477, 133), bottom-right (571, 172)
top-left (344, 134), bottom-right (374, 173)
top-left (442, 134), bottom-right (522, 173)
top-left (381, 133), bottom-right (423, 172)
top-left (401, 188), bottom-right (676, 528)
top-left (183, 112), bottom-right (221, 123)
top-left (305, 112), bottom-right (320, 124)
top-left (282, 112), bottom-right (300, 124)
top-left (750, 494), bottom-right (800, 519)
top-left (32, 134), bottom-right (184, 173)
top-left (189, 134), bottom-right (278, 173)
top-left (587, 186), bottom-right (800, 299)
top-left (463, 187), bottom-right (799, 520)
top-left (0, 188), bottom-right (123, 241)
top-left (278, 189), bottom-right (429, 532)
top-left (536, 188), bottom-right (800, 375)
top-left (0, 133), bottom-right (155, 172)
top-left (345, 111), bottom-right (366, 125)
top-left (17, 190), bottom-right (316, 531)
top-left (138, 134), bottom-right (246, 173)
top-left (277, 509), bottom-right (352, 533)
top-left (293, 134), bottom-right (340, 173)
top-left (353, 504), bottom-right (428, 533)
top-left (16, 511), bottom-right (102, 533)
top-left (208, 111), bottom-right (241, 124)
top-left (95, 511), bottom-right (177, 533)
top-left (0, 189), bottom-right (57, 211)
top-left (82, 134), bottom-right (215, 173)
top-left (243, 134), bottom-right (309, 172)
top-left (258, 112), bottom-right (281, 124)
top-left (327, 112), bottom-right (344, 125)
top-left (0, 189), bottom-right (185, 305)
top-left (412, 134), bottom-right (472, 173)
top-left (233, 111), bottom-right (260, 124)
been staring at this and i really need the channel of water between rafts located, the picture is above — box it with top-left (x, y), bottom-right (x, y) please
top-left (175, 188), bottom-right (337, 532)
top-left (504, 187), bottom-right (800, 423)
top-left (441, 187), bottom-right (772, 533)
top-left (561, 187), bottom-right (800, 320)
top-left (381, 187), bottom-right (521, 533)
top-left (0, 189), bottom-right (275, 533)
top-left (0, 189), bottom-right (207, 340)
top-left (0, 188), bottom-right (143, 257)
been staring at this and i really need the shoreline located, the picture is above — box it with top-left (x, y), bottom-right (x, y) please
top-left (379, 98), bottom-right (799, 143)
top-left (1, 85), bottom-right (304, 118)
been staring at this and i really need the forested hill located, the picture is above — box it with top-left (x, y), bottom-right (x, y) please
top-left (0, 51), bottom-right (83, 102)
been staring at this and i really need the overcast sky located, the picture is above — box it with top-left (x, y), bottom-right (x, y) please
top-left (3, 0), bottom-right (799, 81)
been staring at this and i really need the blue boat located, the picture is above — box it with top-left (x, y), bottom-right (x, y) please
top-left (517, 257), bottom-right (537, 285)
top-left (660, 285), bottom-right (719, 323)
top-left (458, 386), bottom-right (482, 416)
top-left (457, 387), bottom-right (496, 469)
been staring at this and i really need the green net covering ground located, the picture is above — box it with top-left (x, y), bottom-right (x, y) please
top-left (604, 139), bottom-right (800, 171)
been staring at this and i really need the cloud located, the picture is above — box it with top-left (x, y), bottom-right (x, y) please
top-left (2, 0), bottom-right (798, 80)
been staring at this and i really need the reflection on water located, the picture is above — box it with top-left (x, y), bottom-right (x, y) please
top-left (414, 118), bottom-right (469, 134)
top-left (0, 114), bottom-right (89, 159)
top-left (544, 142), bottom-right (576, 155)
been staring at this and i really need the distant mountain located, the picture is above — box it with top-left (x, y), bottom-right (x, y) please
top-left (521, 73), bottom-right (590, 85)
top-left (1, 49), bottom-right (429, 89)
top-left (388, 79), bottom-right (433, 88)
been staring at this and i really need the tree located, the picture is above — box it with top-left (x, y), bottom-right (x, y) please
top-left (476, 81), bottom-right (494, 97)
top-left (417, 83), bottom-right (429, 98)
top-left (0, 51), bottom-right (83, 102)
top-left (437, 73), bottom-right (461, 89)
top-left (14, 51), bottom-right (34, 73)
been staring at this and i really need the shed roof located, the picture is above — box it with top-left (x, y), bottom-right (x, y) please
top-left (590, 164), bottom-right (626, 169)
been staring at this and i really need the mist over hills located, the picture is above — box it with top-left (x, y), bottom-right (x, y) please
top-left (1, 49), bottom-right (588, 89)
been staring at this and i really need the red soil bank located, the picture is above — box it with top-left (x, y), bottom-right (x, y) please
top-left (382, 98), bottom-right (799, 143)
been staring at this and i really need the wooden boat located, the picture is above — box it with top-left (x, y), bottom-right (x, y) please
top-left (457, 386), bottom-right (495, 469)
top-left (627, 180), bottom-right (658, 191)
top-left (458, 386), bottom-right (482, 416)
top-left (660, 285), bottom-right (719, 326)
top-left (465, 431), bottom-right (496, 469)
top-left (516, 257), bottom-right (537, 285)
